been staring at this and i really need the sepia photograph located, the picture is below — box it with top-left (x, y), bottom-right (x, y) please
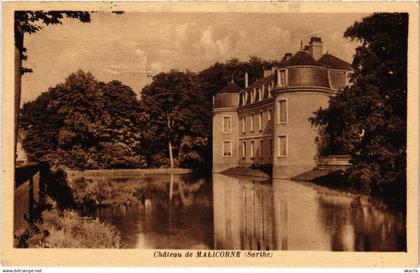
top-left (2, 1), bottom-right (418, 268)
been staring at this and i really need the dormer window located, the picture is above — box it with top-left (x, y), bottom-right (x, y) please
top-left (277, 69), bottom-right (288, 87)
top-left (264, 83), bottom-right (269, 98)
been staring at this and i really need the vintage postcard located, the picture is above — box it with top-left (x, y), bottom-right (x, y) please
top-left (1, 1), bottom-right (418, 267)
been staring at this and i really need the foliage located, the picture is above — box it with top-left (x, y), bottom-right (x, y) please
top-left (311, 13), bottom-right (408, 198)
top-left (24, 209), bottom-right (122, 248)
top-left (139, 70), bottom-right (210, 168)
top-left (197, 56), bottom-right (272, 99)
top-left (20, 70), bottom-right (147, 170)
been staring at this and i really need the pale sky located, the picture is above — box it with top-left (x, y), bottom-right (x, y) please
top-left (21, 12), bottom-right (368, 104)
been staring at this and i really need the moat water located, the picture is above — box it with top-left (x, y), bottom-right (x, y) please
top-left (92, 173), bottom-right (406, 251)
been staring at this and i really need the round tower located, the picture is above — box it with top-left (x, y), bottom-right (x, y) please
top-left (212, 80), bottom-right (241, 173)
top-left (272, 50), bottom-right (334, 178)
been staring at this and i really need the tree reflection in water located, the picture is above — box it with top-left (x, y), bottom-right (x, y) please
top-left (316, 192), bottom-right (406, 251)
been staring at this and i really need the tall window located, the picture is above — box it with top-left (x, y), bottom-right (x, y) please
top-left (269, 139), bottom-right (273, 158)
top-left (250, 141), bottom-right (255, 159)
top-left (278, 135), bottom-right (287, 157)
top-left (259, 139), bottom-right (263, 158)
top-left (250, 114), bottom-right (254, 132)
top-left (259, 86), bottom-right (263, 101)
top-left (268, 109), bottom-right (272, 122)
top-left (251, 89), bottom-right (255, 103)
top-left (241, 116), bottom-right (246, 133)
top-left (258, 112), bottom-right (263, 131)
top-left (278, 99), bottom-right (287, 124)
top-left (223, 116), bottom-right (231, 133)
top-left (242, 141), bottom-right (247, 158)
top-left (223, 141), bottom-right (232, 157)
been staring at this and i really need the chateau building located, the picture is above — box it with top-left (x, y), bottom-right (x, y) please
top-left (212, 37), bottom-right (352, 178)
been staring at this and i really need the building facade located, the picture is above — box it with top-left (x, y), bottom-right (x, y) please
top-left (213, 37), bottom-right (352, 178)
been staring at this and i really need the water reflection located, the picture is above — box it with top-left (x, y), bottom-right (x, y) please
top-left (93, 173), bottom-right (405, 251)
top-left (213, 173), bottom-right (406, 251)
top-left (95, 174), bottom-right (213, 249)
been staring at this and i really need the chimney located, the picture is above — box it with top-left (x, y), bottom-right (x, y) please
top-left (309, 37), bottom-right (323, 60)
top-left (244, 72), bottom-right (248, 88)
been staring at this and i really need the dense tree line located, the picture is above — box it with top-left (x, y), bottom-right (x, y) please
top-left (20, 57), bottom-right (272, 170)
top-left (20, 71), bottom-right (147, 169)
top-left (311, 13), bottom-right (408, 198)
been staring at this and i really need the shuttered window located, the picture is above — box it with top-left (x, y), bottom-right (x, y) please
top-left (278, 99), bottom-right (287, 124)
top-left (250, 141), bottom-right (254, 159)
top-left (223, 141), bottom-right (232, 157)
top-left (242, 141), bottom-right (247, 158)
top-left (259, 139), bottom-right (263, 158)
top-left (278, 135), bottom-right (287, 157)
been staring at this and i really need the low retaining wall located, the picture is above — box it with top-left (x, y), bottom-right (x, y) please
top-left (317, 155), bottom-right (351, 170)
top-left (67, 168), bottom-right (193, 180)
top-left (14, 163), bottom-right (43, 236)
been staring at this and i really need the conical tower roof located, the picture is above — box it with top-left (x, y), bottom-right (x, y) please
top-left (218, 79), bottom-right (242, 94)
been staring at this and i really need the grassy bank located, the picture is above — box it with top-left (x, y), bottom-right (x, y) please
top-left (15, 166), bottom-right (123, 248)
top-left (17, 209), bottom-right (122, 248)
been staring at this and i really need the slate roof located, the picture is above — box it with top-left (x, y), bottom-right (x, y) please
top-left (318, 53), bottom-right (352, 71)
top-left (286, 50), bottom-right (321, 67)
top-left (219, 80), bottom-right (242, 94)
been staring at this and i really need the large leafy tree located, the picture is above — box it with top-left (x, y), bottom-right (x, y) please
top-left (311, 13), bottom-right (408, 198)
top-left (139, 70), bottom-right (210, 169)
top-left (20, 70), bottom-right (146, 170)
top-left (14, 11), bottom-right (92, 163)
top-left (14, 11), bottom-right (123, 163)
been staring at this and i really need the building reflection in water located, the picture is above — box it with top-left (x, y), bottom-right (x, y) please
top-left (213, 173), bottom-right (406, 251)
top-left (213, 173), bottom-right (287, 250)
